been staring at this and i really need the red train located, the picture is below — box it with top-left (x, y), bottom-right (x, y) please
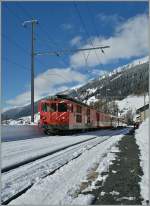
top-left (38, 95), bottom-right (126, 134)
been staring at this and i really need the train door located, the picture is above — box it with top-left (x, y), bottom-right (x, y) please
top-left (96, 113), bottom-right (99, 127)
top-left (87, 108), bottom-right (91, 125)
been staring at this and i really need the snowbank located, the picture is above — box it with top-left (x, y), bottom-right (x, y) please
top-left (135, 118), bottom-right (149, 204)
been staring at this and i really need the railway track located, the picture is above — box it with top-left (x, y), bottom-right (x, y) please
top-left (2, 128), bottom-right (130, 205)
top-left (2, 136), bottom-right (97, 173)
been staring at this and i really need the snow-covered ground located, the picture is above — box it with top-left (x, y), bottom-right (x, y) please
top-left (3, 130), bottom-right (111, 169)
top-left (3, 128), bottom-right (130, 205)
top-left (1, 125), bottom-right (46, 142)
top-left (86, 95), bottom-right (98, 105)
top-left (116, 95), bottom-right (149, 116)
top-left (3, 113), bottom-right (40, 125)
top-left (135, 118), bottom-right (149, 204)
top-left (2, 134), bottom-right (111, 203)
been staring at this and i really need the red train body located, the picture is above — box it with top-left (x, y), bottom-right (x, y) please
top-left (38, 95), bottom-right (126, 134)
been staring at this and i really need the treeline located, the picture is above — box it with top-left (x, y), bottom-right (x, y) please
top-left (73, 62), bottom-right (149, 102)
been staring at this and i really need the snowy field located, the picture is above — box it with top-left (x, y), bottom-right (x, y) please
top-left (135, 118), bottom-right (149, 204)
top-left (116, 95), bottom-right (149, 116)
top-left (1, 128), bottom-right (131, 205)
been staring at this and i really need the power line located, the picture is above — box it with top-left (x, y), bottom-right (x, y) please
top-left (15, 3), bottom-right (101, 74)
top-left (16, 4), bottom-right (69, 68)
top-left (35, 46), bottom-right (109, 56)
top-left (86, 3), bottom-right (101, 42)
top-left (73, 1), bottom-right (103, 66)
top-left (4, 4), bottom-right (30, 31)
top-left (2, 31), bottom-right (62, 75)
top-left (2, 33), bottom-right (47, 71)
top-left (16, 3), bottom-right (89, 71)
top-left (85, 2), bottom-right (105, 70)
top-left (2, 33), bottom-right (30, 55)
top-left (68, 8), bottom-right (90, 68)
top-left (3, 56), bottom-right (70, 84)
top-left (3, 26), bottom-right (70, 83)
top-left (3, 57), bottom-right (30, 72)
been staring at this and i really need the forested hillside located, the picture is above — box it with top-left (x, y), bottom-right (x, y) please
top-left (2, 58), bottom-right (149, 120)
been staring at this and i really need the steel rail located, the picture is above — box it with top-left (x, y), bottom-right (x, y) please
top-left (2, 136), bottom-right (97, 173)
top-left (2, 128), bottom-right (131, 205)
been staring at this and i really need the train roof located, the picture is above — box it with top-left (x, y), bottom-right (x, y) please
top-left (44, 94), bottom-right (89, 107)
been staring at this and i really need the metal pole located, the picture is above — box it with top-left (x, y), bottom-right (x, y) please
top-left (31, 22), bottom-right (35, 122)
top-left (22, 19), bottom-right (38, 123)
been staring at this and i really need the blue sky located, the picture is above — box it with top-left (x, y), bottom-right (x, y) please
top-left (2, 1), bottom-right (149, 110)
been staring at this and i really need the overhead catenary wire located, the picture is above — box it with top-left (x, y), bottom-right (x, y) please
top-left (3, 5), bottom-right (70, 82)
top-left (14, 3), bottom-right (109, 72)
top-left (4, 4), bottom-right (110, 83)
top-left (85, 2), bottom-right (106, 71)
top-left (3, 56), bottom-right (30, 72)
top-left (5, 4), bottom-right (110, 84)
top-left (2, 32), bottom-right (49, 71)
top-left (2, 33), bottom-right (30, 55)
top-left (86, 2), bottom-right (101, 44)
top-left (72, 2), bottom-right (92, 69)
top-left (16, 2), bottom-right (98, 71)
top-left (4, 4), bottom-right (66, 70)
top-left (16, 3), bottom-right (73, 69)
top-left (3, 34), bottom-right (70, 83)
top-left (73, 1), bottom-right (103, 66)
top-left (35, 46), bottom-right (110, 56)
top-left (4, 4), bottom-right (30, 33)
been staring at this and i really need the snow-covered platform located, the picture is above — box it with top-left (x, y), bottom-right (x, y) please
top-left (1, 125), bottom-right (46, 142)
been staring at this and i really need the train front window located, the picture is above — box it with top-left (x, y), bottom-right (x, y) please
top-left (42, 103), bottom-right (56, 112)
top-left (42, 103), bottom-right (47, 112)
top-left (58, 103), bottom-right (67, 112)
top-left (50, 103), bottom-right (56, 112)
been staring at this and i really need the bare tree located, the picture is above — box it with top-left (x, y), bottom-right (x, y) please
top-left (125, 110), bottom-right (134, 125)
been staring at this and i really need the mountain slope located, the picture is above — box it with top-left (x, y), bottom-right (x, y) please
top-left (68, 60), bottom-right (149, 104)
top-left (2, 57), bottom-right (149, 121)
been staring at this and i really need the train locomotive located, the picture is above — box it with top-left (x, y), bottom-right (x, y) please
top-left (38, 95), bottom-right (126, 134)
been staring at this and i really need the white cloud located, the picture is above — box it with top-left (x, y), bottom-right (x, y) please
top-left (6, 68), bottom-right (87, 107)
top-left (70, 36), bottom-right (82, 46)
top-left (97, 13), bottom-right (124, 26)
top-left (70, 13), bottom-right (149, 68)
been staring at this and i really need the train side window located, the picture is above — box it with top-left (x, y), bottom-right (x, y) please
top-left (76, 115), bottom-right (82, 123)
top-left (58, 103), bottom-right (67, 112)
top-left (76, 105), bottom-right (82, 113)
